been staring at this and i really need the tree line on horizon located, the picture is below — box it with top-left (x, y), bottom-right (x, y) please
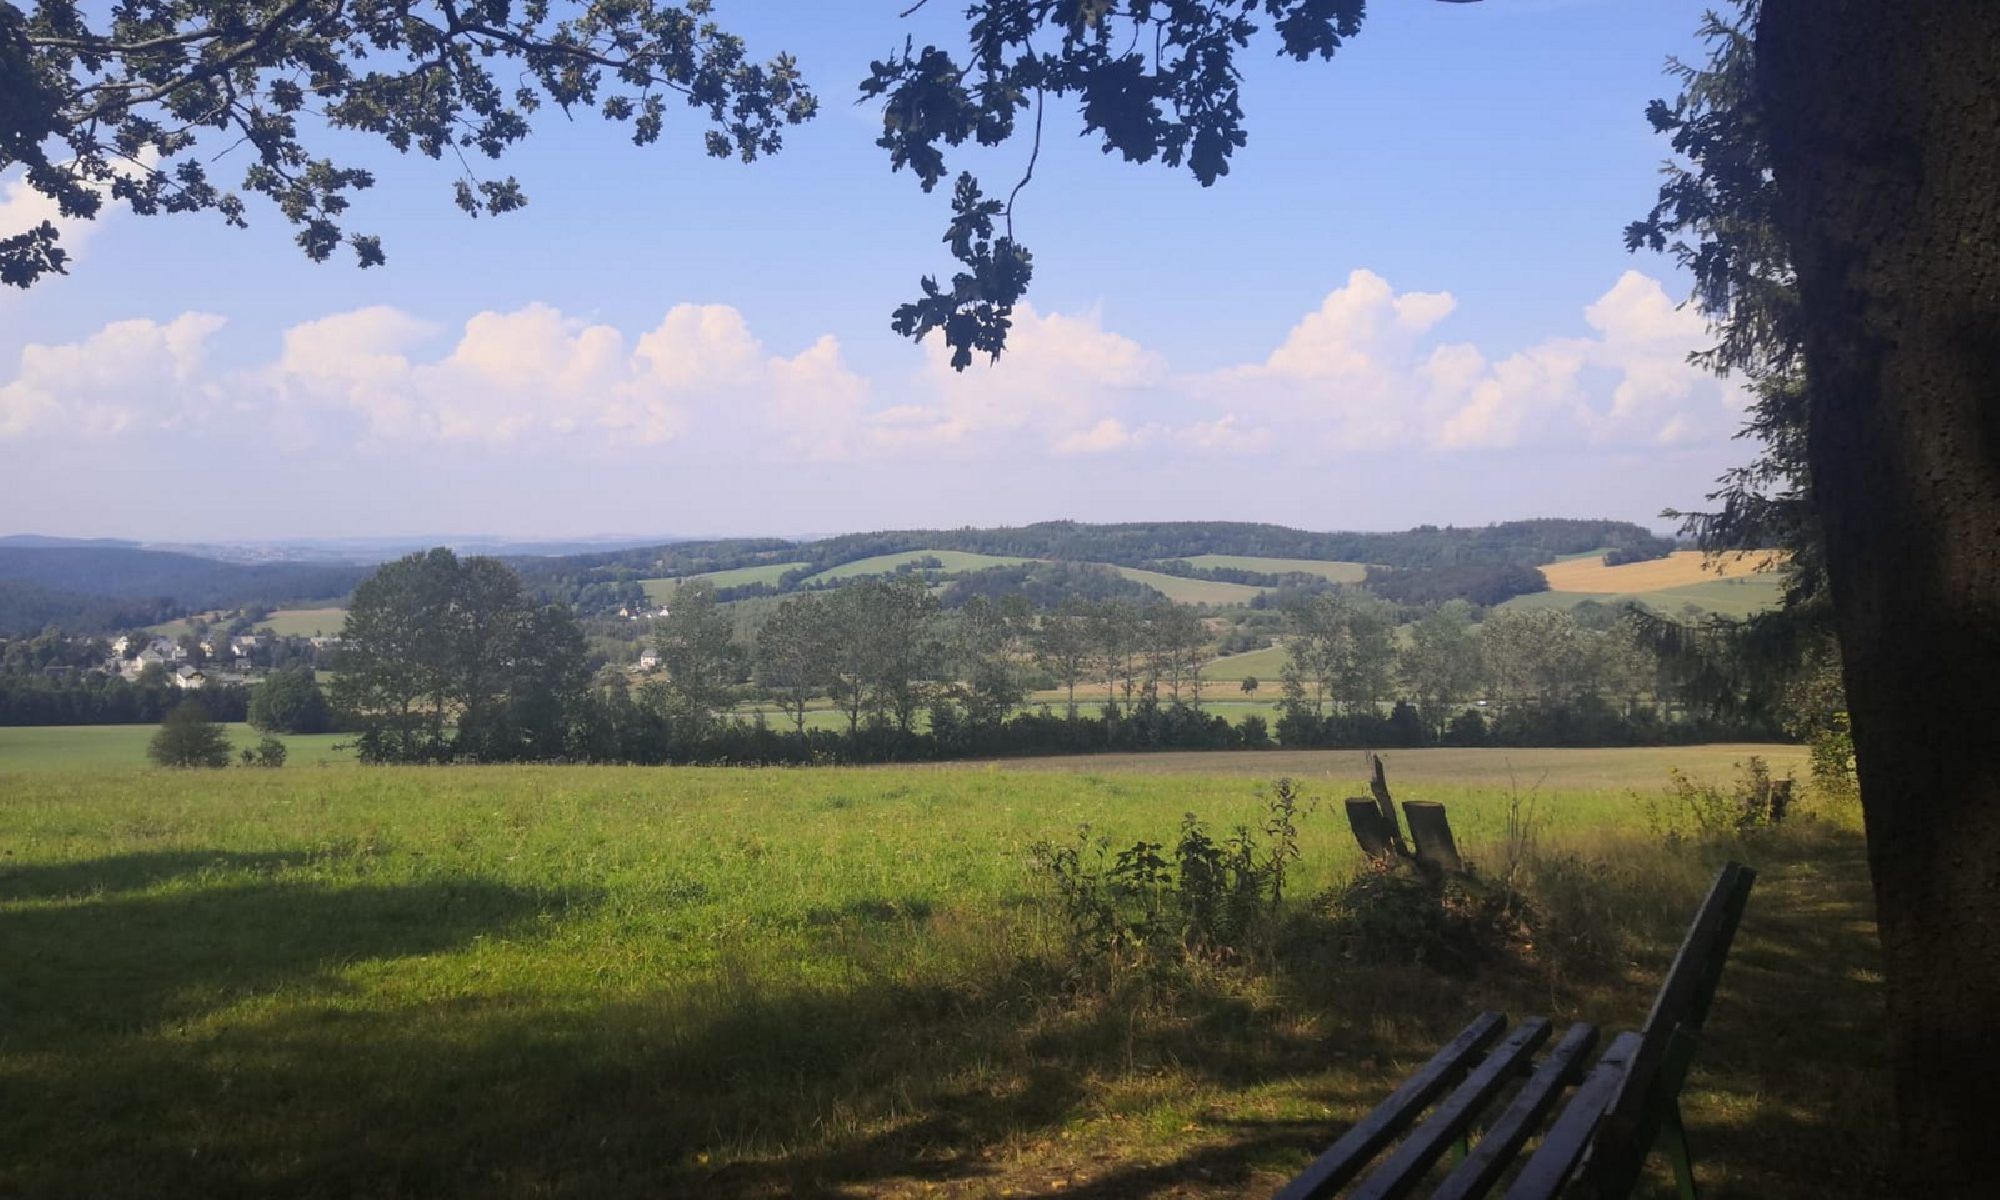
top-left (269, 548), bottom-right (1786, 768)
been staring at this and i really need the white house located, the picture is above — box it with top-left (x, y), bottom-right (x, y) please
top-left (637, 649), bottom-right (661, 671)
top-left (173, 666), bottom-right (207, 690)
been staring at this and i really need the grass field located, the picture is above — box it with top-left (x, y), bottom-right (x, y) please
top-left (803, 551), bottom-right (1035, 585)
top-left (1200, 642), bottom-right (1290, 682)
top-left (1109, 566), bottom-right (1267, 606)
top-left (0, 724), bottom-right (352, 770)
top-left (1540, 550), bottom-right (1783, 594)
top-left (641, 561), bottom-right (812, 601)
top-left (0, 751), bottom-right (1883, 1197)
top-left (1504, 574), bottom-right (1789, 620)
top-left (1179, 555), bottom-right (1369, 584)
top-left (259, 606), bottom-right (348, 638)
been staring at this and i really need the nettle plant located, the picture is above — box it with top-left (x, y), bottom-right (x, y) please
top-left (1029, 778), bottom-right (1311, 961)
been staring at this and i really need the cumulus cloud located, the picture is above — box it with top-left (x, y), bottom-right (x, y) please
top-left (267, 301), bottom-right (864, 449)
top-left (0, 270), bottom-right (1739, 467)
top-left (1207, 267), bottom-right (1739, 453)
top-left (875, 304), bottom-right (1162, 454)
top-left (0, 313), bottom-right (226, 436)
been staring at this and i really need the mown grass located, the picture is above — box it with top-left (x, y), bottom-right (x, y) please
top-left (0, 723), bottom-right (352, 770)
top-left (1107, 566), bottom-right (1267, 606)
top-left (642, 562), bottom-right (813, 600)
top-left (0, 751), bottom-right (1880, 1198)
top-left (805, 551), bottom-right (1034, 584)
top-left (1179, 555), bottom-right (1369, 584)
top-left (1539, 551), bottom-right (1781, 593)
top-left (1502, 574), bottom-right (1788, 620)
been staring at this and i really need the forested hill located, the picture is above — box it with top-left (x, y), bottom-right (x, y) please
top-left (518, 519), bottom-right (1675, 581)
top-left (798, 519), bottom-right (1674, 571)
top-left (0, 547), bottom-right (365, 633)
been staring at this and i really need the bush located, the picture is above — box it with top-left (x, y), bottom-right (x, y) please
top-left (1644, 756), bottom-right (1792, 844)
top-left (149, 700), bottom-right (232, 768)
top-left (1029, 781), bottom-right (1310, 965)
top-left (1318, 858), bottom-right (1532, 977)
top-left (239, 736), bottom-right (288, 768)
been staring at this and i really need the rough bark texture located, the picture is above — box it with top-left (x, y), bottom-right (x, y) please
top-left (1757, 2), bottom-right (2000, 1191)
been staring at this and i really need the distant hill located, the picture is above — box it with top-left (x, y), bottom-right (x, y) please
top-left (514, 518), bottom-right (1679, 611)
top-left (0, 546), bottom-right (366, 634)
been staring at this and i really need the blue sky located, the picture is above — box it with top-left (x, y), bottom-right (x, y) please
top-left (0, 0), bottom-right (1751, 541)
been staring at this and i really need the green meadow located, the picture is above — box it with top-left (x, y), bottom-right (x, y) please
top-left (1502, 574), bottom-right (1788, 621)
top-left (0, 744), bottom-right (1881, 1197)
top-left (803, 550), bottom-right (1034, 584)
top-left (642, 561), bottom-right (812, 600)
top-left (0, 723), bottom-right (352, 771)
top-left (1179, 555), bottom-right (1370, 583)
top-left (1107, 566), bottom-right (1267, 606)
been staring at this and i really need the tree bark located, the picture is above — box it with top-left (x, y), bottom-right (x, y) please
top-left (1757, 3), bottom-right (2000, 1191)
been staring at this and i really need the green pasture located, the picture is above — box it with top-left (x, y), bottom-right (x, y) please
top-left (0, 750), bottom-right (1882, 1197)
top-left (0, 724), bottom-right (351, 771)
top-left (641, 561), bottom-right (811, 601)
top-left (1503, 574), bottom-right (1787, 620)
top-left (1109, 565), bottom-right (1267, 606)
top-left (803, 550), bottom-right (1033, 584)
top-left (1200, 641), bottom-right (1290, 681)
top-left (1180, 555), bottom-right (1369, 583)
top-left (258, 606), bottom-right (348, 638)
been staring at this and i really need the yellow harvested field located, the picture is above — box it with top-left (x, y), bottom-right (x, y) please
top-left (1540, 550), bottom-right (1785, 594)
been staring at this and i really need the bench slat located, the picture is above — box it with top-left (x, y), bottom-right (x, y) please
top-left (1274, 1012), bottom-right (1508, 1200)
top-left (1502, 1030), bottom-right (1644, 1200)
top-left (1429, 1021), bottom-right (1601, 1200)
top-left (1349, 1017), bottom-right (1554, 1200)
top-left (1576, 862), bottom-right (1755, 1195)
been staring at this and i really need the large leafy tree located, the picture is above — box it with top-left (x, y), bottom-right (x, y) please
top-left (332, 547), bottom-right (586, 762)
top-left (0, 0), bottom-right (814, 286)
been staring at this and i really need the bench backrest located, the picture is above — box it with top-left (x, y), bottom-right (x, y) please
top-left (1572, 861), bottom-right (1757, 1194)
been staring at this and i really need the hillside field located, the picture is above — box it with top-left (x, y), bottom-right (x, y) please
top-left (0, 751), bottom-right (1882, 1198)
top-left (1540, 550), bottom-right (1784, 593)
top-left (259, 606), bottom-right (348, 637)
top-left (1504, 574), bottom-right (1788, 621)
top-left (1108, 565), bottom-right (1267, 606)
top-left (1179, 555), bottom-right (1369, 583)
top-left (641, 561), bottom-right (811, 601)
top-left (803, 550), bottom-right (1034, 584)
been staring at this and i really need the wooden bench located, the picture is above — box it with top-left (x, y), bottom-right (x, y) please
top-left (1275, 861), bottom-right (1757, 1199)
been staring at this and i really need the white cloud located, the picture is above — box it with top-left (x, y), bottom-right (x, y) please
top-left (0, 270), bottom-right (1741, 468)
top-left (1203, 267), bottom-right (1738, 453)
top-left (0, 313), bottom-right (226, 436)
top-left (881, 304), bottom-right (1161, 453)
top-left (268, 301), bottom-right (858, 449)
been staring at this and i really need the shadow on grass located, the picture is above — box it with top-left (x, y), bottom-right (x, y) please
top-left (0, 849), bottom-right (314, 901)
top-left (0, 830), bottom-right (1889, 1199)
top-left (4, 861), bottom-right (584, 1040)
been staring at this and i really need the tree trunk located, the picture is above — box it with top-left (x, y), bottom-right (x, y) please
top-left (1758, 3), bottom-right (2000, 1191)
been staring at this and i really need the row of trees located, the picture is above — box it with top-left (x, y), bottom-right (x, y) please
top-left (1278, 596), bottom-right (1671, 737)
top-left (324, 550), bottom-right (1778, 765)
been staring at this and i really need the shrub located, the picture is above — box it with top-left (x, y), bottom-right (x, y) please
top-left (1029, 781), bottom-right (1311, 964)
top-left (149, 700), bottom-right (232, 768)
top-left (1317, 858), bottom-right (1532, 977)
top-left (1644, 756), bottom-right (1792, 844)
top-left (239, 736), bottom-right (288, 768)
top-left (1807, 713), bottom-right (1860, 812)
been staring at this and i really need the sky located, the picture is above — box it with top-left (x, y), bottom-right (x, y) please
top-left (0, 0), bottom-right (1752, 543)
